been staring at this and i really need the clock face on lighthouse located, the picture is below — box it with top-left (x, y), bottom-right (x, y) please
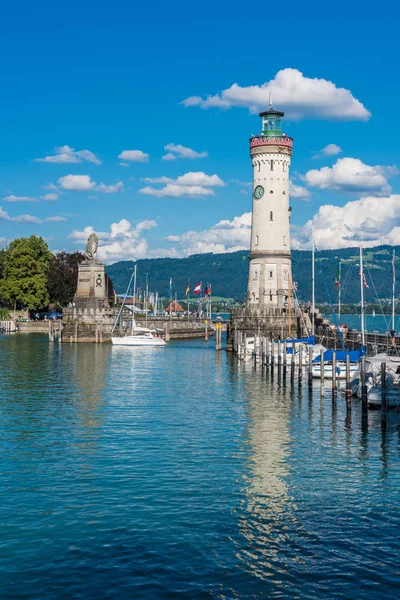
top-left (254, 185), bottom-right (264, 199)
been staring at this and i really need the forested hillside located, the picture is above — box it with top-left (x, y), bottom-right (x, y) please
top-left (106, 245), bottom-right (400, 305)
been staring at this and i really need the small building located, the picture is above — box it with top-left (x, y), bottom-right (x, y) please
top-left (165, 300), bottom-right (184, 314)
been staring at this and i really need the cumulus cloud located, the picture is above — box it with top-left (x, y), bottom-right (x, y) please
top-left (182, 68), bottom-right (370, 121)
top-left (165, 213), bottom-right (252, 256)
top-left (304, 157), bottom-right (396, 195)
top-left (313, 143), bottom-right (342, 159)
top-left (118, 150), bottom-right (149, 163)
top-left (0, 206), bottom-right (66, 224)
top-left (292, 195), bottom-right (400, 250)
top-left (289, 181), bottom-right (311, 201)
top-left (41, 193), bottom-right (59, 201)
top-left (69, 218), bottom-right (158, 263)
top-left (58, 174), bottom-right (124, 193)
top-left (35, 145), bottom-right (101, 165)
top-left (162, 143), bottom-right (208, 161)
top-left (139, 171), bottom-right (224, 198)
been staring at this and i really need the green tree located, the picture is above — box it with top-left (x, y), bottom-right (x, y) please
top-left (47, 251), bottom-right (86, 307)
top-left (1, 245), bottom-right (49, 309)
top-left (8, 235), bottom-right (52, 273)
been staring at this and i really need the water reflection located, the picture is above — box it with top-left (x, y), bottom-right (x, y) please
top-left (235, 361), bottom-right (295, 579)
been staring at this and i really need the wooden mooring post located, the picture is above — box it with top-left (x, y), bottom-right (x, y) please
top-left (283, 342), bottom-right (287, 378)
top-left (270, 337), bottom-right (275, 370)
top-left (308, 346), bottom-right (313, 390)
top-left (291, 342), bottom-right (295, 382)
top-left (361, 356), bottom-right (368, 416)
top-left (332, 351), bottom-right (337, 399)
top-left (298, 346), bottom-right (303, 385)
top-left (48, 320), bottom-right (54, 343)
top-left (381, 362), bottom-right (387, 418)
top-left (345, 355), bottom-right (351, 405)
top-left (320, 348), bottom-right (325, 397)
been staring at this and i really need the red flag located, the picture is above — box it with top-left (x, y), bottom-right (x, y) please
top-left (193, 282), bottom-right (202, 295)
top-left (204, 284), bottom-right (211, 297)
top-left (359, 271), bottom-right (369, 288)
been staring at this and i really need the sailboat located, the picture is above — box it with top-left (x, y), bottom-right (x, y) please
top-left (111, 265), bottom-right (166, 347)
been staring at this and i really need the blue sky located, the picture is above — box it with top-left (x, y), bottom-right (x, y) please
top-left (1, 1), bottom-right (399, 262)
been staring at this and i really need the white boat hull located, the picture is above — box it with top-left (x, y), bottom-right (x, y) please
top-left (112, 336), bottom-right (166, 347)
top-left (312, 362), bottom-right (359, 380)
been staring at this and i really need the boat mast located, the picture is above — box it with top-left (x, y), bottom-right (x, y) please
top-left (360, 247), bottom-right (365, 347)
top-left (131, 264), bottom-right (137, 331)
top-left (288, 274), bottom-right (291, 336)
top-left (111, 265), bottom-right (136, 335)
top-left (338, 261), bottom-right (342, 326)
top-left (392, 249), bottom-right (396, 331)
top-left (312, 220), bottom-right (315, 337)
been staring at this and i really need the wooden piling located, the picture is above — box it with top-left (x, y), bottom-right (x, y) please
top-left (283, 342), bottom-right (287, 378)
top-left (205, 319), bottom-right (208, 342)
top-left (332, 351), bottom-right (337, 398)
top-left (320, 348), bottom-right (325, 396)
top-left (215, 323), bottom-right (222, 351)
top-left (270, 339), bottom-right (275, 370)
top-left (345, 354), bottom-right (351, 404)
top-left (291, 342), bottom-right (295, 379)
top-left (48, 320), bottom-right (54, 343)
top-left (308, 346), bottom-right (313, 389)
top-left (381, 362), bottom-right (387, 416)
top-left (277, 340), bottom-right (282, 368)
top-left (298, 346), bottom-right (303, 383)
top-left (361, 356), bottom-right (368, 415)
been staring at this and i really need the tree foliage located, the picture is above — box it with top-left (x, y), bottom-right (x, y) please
top-left (47, 251), bottom-right (86, 307)
top-left (1, 245), bottom-right (50, 309)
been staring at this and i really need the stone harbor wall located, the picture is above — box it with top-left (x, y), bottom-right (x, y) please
top-left (61, 308), bottom-right (214, 342)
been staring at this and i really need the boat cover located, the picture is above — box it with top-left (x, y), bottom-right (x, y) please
top-left (275, 335), bottom-right (315, 345)
top-left (313, 347), bottom-right (365, 363)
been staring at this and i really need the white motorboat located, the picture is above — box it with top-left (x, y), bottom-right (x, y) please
top-left (351, 354), bottom-right (400, 408)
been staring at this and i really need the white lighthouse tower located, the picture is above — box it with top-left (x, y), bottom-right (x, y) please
top-left (247, 103), bottom-right (293, 309)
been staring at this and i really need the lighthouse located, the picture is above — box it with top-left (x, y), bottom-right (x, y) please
top-left (247, 104), bottom-right (293, 309)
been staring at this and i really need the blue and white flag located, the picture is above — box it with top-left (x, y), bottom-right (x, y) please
top-left (168, 278), bottom-right (172, 298)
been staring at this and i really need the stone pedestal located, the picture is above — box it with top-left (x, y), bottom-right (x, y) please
top-left (73, 260), bottom-right (107, 310)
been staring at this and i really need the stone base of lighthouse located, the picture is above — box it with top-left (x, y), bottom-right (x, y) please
top-left (247, 251), bottom-right (291, 309)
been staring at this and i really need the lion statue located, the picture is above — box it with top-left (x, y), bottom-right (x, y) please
top-left (85, 232), bottom-right (99, 260)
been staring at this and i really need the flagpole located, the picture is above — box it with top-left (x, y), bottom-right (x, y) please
top-left (187, 280), bottom-right (190, 326)
top-left (169, 278), bottom-right (172, 325)
top-left (392, 249), bottom-right (396, 331)
top-left (338, 261), bottom-right (342, 326)
top-left (311, 220), bottom-right (315, 337)
top-left (360, 246), bottom-right (365, 348)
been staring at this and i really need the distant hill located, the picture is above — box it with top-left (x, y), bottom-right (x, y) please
top-left (105, 245), bottom-right (400, 305)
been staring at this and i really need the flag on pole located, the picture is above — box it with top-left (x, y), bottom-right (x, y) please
top-left (204, 284), bottom-right (211, 297)
top-left (335, 266), bottom-right (340, 287)
top-left (185, 280), bottom-right (190, 297)
top-left (193, 282), bottom-right (202, 295)
top-left (168, 278), bottom-right (172, 297)
top-left (359, 271), bottom-right (369, 288)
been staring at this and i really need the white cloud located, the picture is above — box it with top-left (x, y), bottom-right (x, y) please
top-left (58, 174), bottom-right (124, 193)
top-left (165, 212), bottom-right (252, 256)
top-left (313, 143), bottom-right (342, 159)
top-left (182, 68), bottom-right (370, 121)
top-left (35, 145), bottom-right (101, 165)
top-left (140, 184), bottom-right (215, 197)
top-left (119, 162), bottom-right (130, 167)
top-left (96, 181), bottom-right (124, 194)
top-left (58, 174), bottom-right (96, 191)
top-left (4, 195), bottom-right (38, 202)
top-left (69, 218), bottom-right (158, 263)
top-left (118, 150), bottom-right (149, 163)
top-left (289, 181), bottom-right (311, 201)
top-left (139, 171), bottom-right (224, 198)
top-left (41, 182), bottom-right (58, 190)
top-left (0, 206), bottom-right (66, 224)
top-left (304, 157), bottom-right (395, 195)
top-left (292, 194), bottom-right (400, 250)
top-left (41, 193), bottom-right (59, 201)
top-left (162, 143), bottom-right (208, 160)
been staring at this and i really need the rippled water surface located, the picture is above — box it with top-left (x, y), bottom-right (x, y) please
top-left (1, 334), bottom-right (400, 599)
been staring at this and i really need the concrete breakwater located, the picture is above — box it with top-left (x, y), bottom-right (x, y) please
top-left (61, 307), bottom-right (215, 342)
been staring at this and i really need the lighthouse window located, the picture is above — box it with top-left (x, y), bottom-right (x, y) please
top-left (283, 163), bottom-right (286, 172)
top-left (270, 160), bottom-right (274, 171)
top-left (270, 211), bottom-right (273, 221)
top-left (255, 235), bottom-right (259, 246)
top-left (269, 271), bottom-right (273, 278)
top-left (270, 293), bottom-right (273, 301)
top-left (283, 236), bottom-right (287, 246)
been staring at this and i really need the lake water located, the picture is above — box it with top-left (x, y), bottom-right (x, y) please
top-left (1, 334), bottom-right (400, 599)
top-left (323, 313), bottom-right (399, 334)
